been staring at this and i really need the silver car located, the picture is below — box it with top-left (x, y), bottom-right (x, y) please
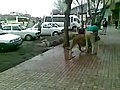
top-left (1, 24), bottom-right (41, 41)
top-left (0, 33), bottom-right (23, 52)
top-left (28, 22), bottom-right (64, 36)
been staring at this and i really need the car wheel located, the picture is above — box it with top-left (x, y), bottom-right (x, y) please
top-left (0, 44), bottom-right (8, 52)
top-left (0, 45), bottom-right (5, 51)
top-left (35, 36), bottom-right (40, 40)
top-left (52, 32), bottom-right (59, 36)
top-left (25, 35), bottom-right (33, 41)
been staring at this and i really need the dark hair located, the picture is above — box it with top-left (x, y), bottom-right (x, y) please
top-left (39, 19), bottom-right (41, 22)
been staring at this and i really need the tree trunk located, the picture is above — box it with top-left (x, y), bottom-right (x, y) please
top-left (96, 0), bottom-right (109, 28)
top-left (91, 0), bottom-right (101, 24)
top-left (87, 0), bottom-right (109, 29)
top-left (97, 6), bottom-right (107, 28)
top-left (87, 0), bottom-right (92, 19)
top-left (63, 0), bottom-right (73, 47)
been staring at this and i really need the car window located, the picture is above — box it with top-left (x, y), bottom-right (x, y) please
top-left (2, 26), bottom-right (11, 30)
top-left (74, 18), bottom-right (80, 23)
top-left (18, 25), bottom-right (25, 30)
top-left (48, 23), bottom-right (51, 26)
top-left (12, 26), bottom-right (21, 31)
top-left (47, 23), bottom-right (57, 27)
top-left (55, 23), bottom-right (61, 27)
top-left (34, 24), bottom-right (38, 28)
top-left (43, 24), bottom-right (51, 28)
top-left (51, 23), bottom-right (57, 27)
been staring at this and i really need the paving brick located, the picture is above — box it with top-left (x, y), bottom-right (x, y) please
top-left (0, 26), bottom-right (120, 90)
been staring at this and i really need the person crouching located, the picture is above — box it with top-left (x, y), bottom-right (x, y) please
top-left (85, 23), bottom-right (99, 55)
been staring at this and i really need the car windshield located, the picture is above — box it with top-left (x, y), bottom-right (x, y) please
top-left (55, 23), bottom-right (61, 27)
top-left (18, 25), bottom-right (26, 30)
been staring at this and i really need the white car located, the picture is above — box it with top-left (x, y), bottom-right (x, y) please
top-left (28, 22), bottom-right (64, 36)
top-left (0, 33), bottom-right (23, 52)
top-left (0, 24), bottom-right (41, 41)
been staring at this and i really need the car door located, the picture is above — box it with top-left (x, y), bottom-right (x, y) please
top-left (2, 26), bottom-right (12, 34)
top-left (41, 23), bottom-right (52, 35)
top-left (49, 23), bottom-right (60, 34)
top-left (50, 23), bottom-right (59, 30)
top-left (11, 26), bottom-right (24, 38)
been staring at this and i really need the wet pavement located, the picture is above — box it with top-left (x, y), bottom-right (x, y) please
top-left (0, 26), bottom-right (120, 90)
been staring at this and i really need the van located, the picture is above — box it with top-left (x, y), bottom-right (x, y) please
top-left (43, 15), bottom-right (81, 30)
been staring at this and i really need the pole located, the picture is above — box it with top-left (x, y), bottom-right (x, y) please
top-left (118, 8), bottom-right (120, 29)
top-left (81, 0), bottom-right (84, 29)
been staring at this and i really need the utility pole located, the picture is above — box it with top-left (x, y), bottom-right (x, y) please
top-left (81, 0), bottom-right (84, 29)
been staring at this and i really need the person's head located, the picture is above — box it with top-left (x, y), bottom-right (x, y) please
top-left (39, 19), bottom-right (41, 23)
top-left (78, 28), bottom-right (85, 34)
top-left (104, 18), bottom-right (106, 21)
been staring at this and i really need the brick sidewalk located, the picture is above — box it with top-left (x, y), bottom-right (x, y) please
top-left (0, 26), bottom-right (120, 90)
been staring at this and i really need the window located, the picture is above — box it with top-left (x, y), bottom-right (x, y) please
top-left (2, 26), bottom-right (11, 30)
top-left (18, 17), bottom-right (29, 22)
top-left (74, 18), bottom-right (77, 22)
top-left (45, 16), bottom-right (65, 22)
top-left (74, 18), bottom-right (80, 23)
top-left (18, 25), bottom-right (25, 30)
top-left (43, 24), bottom-right (51, 28)
top-left (52, 23), bottom-right (57, 27)
top-left (12, 26), bottom-right (21, 31)
top-left (55, 23), bottom-right (60, 27)
top-left (7, 17), bottom-right (16, 21)
top-left (48, 23), bottom-right (57, 27)
top-left (53, 17), bottom-right (65, 22)
top-left (45, 17), bottom-right (52, 22)
top-left (71, 17), bottom-right (73, 22)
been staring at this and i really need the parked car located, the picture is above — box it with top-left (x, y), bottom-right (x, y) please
top-left (0, 33), bottom-right (23, 52)
top-left (27, 22), bottom-right (64, 36)
top-left (0, 24), bottom-right (41, 41)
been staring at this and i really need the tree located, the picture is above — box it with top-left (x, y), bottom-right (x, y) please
top-left (87, 0), bottom-right (110, 28)
top-left (63, 0), bottom-right (73, 47)
top-left (54, 0), bottom-right (65, 14)
top-left (54, 0), bottom-right (81, 47)
top-left (52, 9), bottom-right (61, 15)
top-left (97, 0), bottom-right (110, 27)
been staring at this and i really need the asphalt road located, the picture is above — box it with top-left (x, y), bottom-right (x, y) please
top-left (0, 35), bottom-right (63, 72)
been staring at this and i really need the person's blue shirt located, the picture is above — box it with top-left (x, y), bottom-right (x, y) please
top-left (87, 25), bottom-right (99, 32)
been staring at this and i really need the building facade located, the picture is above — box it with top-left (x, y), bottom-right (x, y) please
top-left (109, 0), bottom-right (120, 27)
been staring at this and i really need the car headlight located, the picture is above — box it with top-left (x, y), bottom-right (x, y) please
top-left (18, 37), bottom-right (22, 41)
top-left (9, 40), bottom-right (15, 43)
top-left (9, 37), bottom-right (21, 43)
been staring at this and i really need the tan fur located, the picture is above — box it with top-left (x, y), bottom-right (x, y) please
top-left (38, 39), bottom-right (50, 47)
top-left (70, 34), bottom-right (86, 51)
